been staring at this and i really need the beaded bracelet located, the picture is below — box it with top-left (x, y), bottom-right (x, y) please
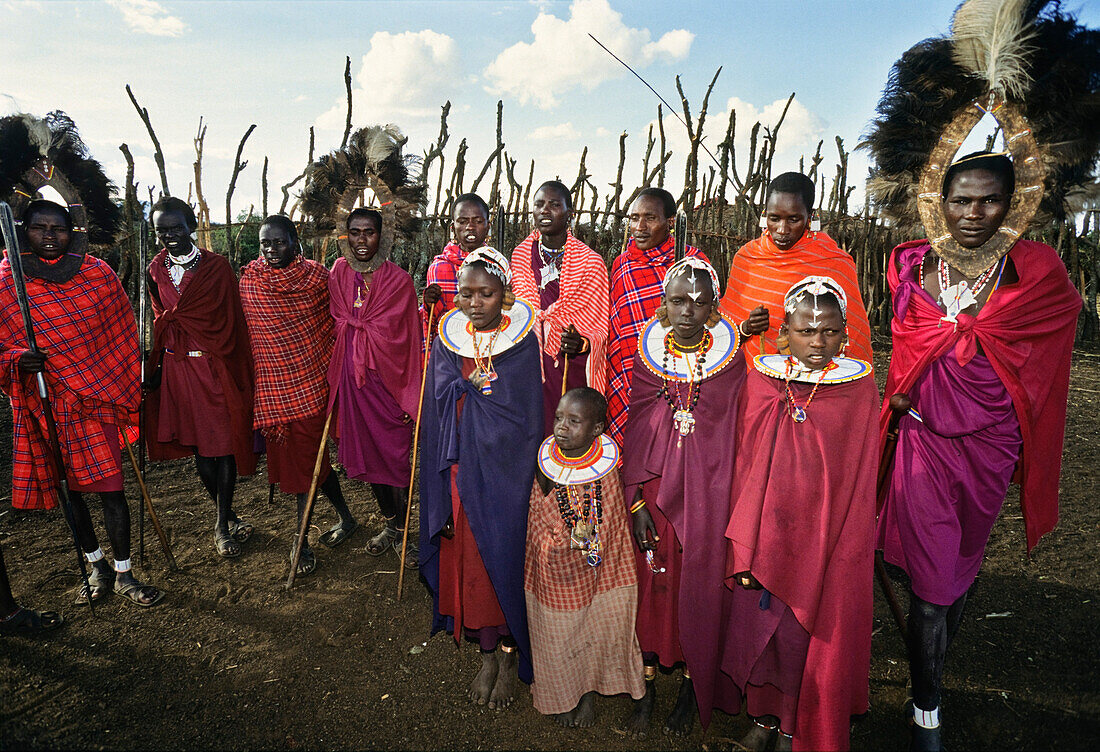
top-left (629, 499), bottom-right (646, 514)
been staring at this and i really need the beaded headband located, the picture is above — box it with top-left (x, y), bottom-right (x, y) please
top-left (784, 275), bottom-right (847, 326)
top-left (460, 246), bottom-right (510, 285)
top-left (662, 256), bottom-right (720, 303)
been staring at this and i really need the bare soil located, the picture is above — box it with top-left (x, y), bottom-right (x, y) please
top-left (1, 349), bottom-right (1097, 751)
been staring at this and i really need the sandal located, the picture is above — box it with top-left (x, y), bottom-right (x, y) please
top-left (215, 530), bottom-right (242, 558)
top-left (396, 530), bottom-right (419, 569)
top-left (228, 518), bottom-right (254, 543)
top-left (319, 519), bottom-right (358, 548)
top-left (114, 577), bottom-right (165, 608)
top-left (74, 564), bottom-right (114, 606)
top-left (366, 526), bottom-right (399, 557)
top-left (290, 537), bottom-right (317, 577)
top-left (0, 607), bottom-right (63, 636)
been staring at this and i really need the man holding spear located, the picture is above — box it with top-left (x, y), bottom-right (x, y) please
top-left (240, 214), bottom-right (356, 577)
top-left (0, 199), bottom-right (162, 607)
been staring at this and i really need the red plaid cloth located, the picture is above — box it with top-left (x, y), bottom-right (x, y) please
top-left (510, 230), bottom-right (610, 393)
top-left (419, 243), bottom-right (467, 343)
top-left (606, 238), bottom-right (706, 445)
top-left (240, 257), bottom-right (334, 441)
top-left (0, 254), bottom-right (140, 509)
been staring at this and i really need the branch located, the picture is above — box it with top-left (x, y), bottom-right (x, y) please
top-left (341, 56), bottom-right (353, 150)
top-left (280, 127), bottom-right (314, 214)
top-left (125, 84), bottom-right (170, 197)
top-left (225, 123), bottom-right (258, 265)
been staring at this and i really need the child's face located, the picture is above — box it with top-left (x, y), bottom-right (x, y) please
top-left (783, 299), bottom-right (845, 369)
top-left (456, 265), bottom-right (505, 331)
top-left (663, 272), bottom-right (714, 345)
top-left (552, 395), bottom-right (604, 454)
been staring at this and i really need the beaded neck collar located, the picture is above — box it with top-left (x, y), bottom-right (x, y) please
top-left (538, 434), bottom-right (619, 486)
top-left (637, 314), bottom-right (740, 382)
top-left (437, 298), bottom-right (534, 357)
top-left (753, 354), bottom-right (871, 385)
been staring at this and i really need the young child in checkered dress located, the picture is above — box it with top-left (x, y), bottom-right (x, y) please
top-left (524, 388), bottom-right (644, 728)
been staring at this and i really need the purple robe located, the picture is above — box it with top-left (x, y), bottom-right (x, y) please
top-left (622, 352), bottom-right (748, 728)
top-left (877, 350), bottom-right (1020, 605)
top-left (418, 331), bottom-right (543, 683)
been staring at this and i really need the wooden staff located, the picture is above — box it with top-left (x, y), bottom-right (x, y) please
top-left (561, 355), bottom-right (570, 398)
top-left (286, 408), bottom-right (334, 590)
top-left (137, 217), bottom-right (148, 563)
top-left (396, 306), bottom-right (435, 598)
top-left (876, 392), bottom-right (912, 637)
top-left (122, 432), bottom-right (178, 570)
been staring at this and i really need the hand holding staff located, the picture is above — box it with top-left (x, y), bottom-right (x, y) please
top-left (0, 201), bottom-right (97, 614)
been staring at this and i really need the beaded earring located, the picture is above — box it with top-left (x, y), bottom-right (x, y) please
top-left (809, 211), bottom-right (821, 233)
top-left (758, 213), bottom-right (768, 229)
top-left (655, 304), bottom-right (671, 327)
top-left (502, 288), bottom-right (515, 310)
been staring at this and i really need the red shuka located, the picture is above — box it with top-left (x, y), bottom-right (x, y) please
top-left (882, 239), bottom-right (1080, 551)
top-left (146, 249), bottom-right (257, 475)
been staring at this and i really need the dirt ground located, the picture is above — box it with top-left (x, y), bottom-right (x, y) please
top-left (1, 348), bottom-right (1097, 751)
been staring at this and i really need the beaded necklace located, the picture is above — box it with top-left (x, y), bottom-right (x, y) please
top-left (783, 356), bottom-right (838, 423)
top-left (471, 323), bottom-right (503, 395)
top-left (658, 330), bottom-right (711, 446)
top-left (537, 238), bottom-right (564, 290)
top-left (936, 256), bottom-right (1002, 321)
top-left (555, 479), bottom-right (604, 567)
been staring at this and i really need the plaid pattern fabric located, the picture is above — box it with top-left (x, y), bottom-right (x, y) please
top-left (606, 238), bottom-right (707, 445)
top-left (239, 257), bottom-right (333, 440)
top-left (0, 255), bottom-right (140, 509)
top-left (420, 243), bottom-right (467, 343)
top-left (510, 230), bottom-right (610, 393)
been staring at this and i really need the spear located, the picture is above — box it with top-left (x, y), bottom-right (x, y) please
top-left (494, 205), bottom-right (505, 254)
top-left (0, 201), bottom-right (96, 614)
top-left (137, 217), bottom-right (148, 563)
top-left (674, 211), bottom-right (686, 262)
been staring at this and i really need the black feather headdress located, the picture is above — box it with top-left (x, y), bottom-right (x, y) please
top-left (863, 0), bottom-right (1100, 233)
top-left (0, 111), bottom-right (122, 250)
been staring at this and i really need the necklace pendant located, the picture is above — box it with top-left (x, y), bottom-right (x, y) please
top-left (353, 287), bottom-right (365, 308)
top-left (673, 409), bottom-right (695, 438)
top-left (790, 405), bottom-right (807, 423)
top-left (570, 522), bottom-right (593, 550)
top-left (586, 551), bottom-right (602, 567)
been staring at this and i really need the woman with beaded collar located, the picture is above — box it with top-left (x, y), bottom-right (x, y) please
top-left (621, 257), bottom-right (768, 737)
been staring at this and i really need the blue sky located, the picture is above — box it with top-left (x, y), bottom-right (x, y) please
top-left (3, 0), bottom-right (1097, 218)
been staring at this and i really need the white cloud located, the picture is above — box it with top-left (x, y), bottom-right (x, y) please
top-left (484, 0), bottom-right (693, 109)
top-left (316, 29), bottom-right (459, 136)
top-left (106, 0), bottom-right (186, 37)
top-left (528, 122), bottom-right (579, 140)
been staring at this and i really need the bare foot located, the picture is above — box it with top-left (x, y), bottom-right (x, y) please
top-left (737, 720), bottom-right (776, 752)
top-left (553, 709), bottom-right (577, 727)
top-left (468, 650), bottom-right (498, 705)
top-left (488, 648), bottom-right (517, 710)
top-left (663, 675), bottom-right (696, 736)
top-left (573, 692), bottom-right (597, 728)
top-left (623, 681), bottom-right (655, 738)
top-left (775, 730), bottom-right (793, 752)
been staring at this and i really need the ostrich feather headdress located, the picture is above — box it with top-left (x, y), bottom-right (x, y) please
top-left (863, 0), bottom-right (1100, 275)
top-left (0, 111), bottom-right (122, 253)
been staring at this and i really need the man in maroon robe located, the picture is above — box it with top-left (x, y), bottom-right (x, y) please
top-left (876, 153), bottom-right (1081, 751)
top-left (145, 197), bottom-right (256, 559)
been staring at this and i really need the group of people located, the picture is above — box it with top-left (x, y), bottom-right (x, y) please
top-left (0, 155), bottom-right (1080, 752)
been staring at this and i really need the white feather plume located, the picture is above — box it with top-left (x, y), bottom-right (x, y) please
top-left (951, 0), bottom-right (1036, 99)
top-left (17, 113), bottom-right (52, 157)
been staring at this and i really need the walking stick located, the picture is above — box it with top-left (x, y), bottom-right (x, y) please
top-left (286, 408), bottom-right (334, 590)
top-left (876, 393), bottom-right (912, 637)
top-left (0, 202), bottom-right (96, 614)
top-left (396, 305), bottom-right (434, 599)
top-left (561, 354), bottom-right (570, 398)
top-left (137, 217), bottom-right (148, 563)
top-left (122, 432), bottom-right (178, 570)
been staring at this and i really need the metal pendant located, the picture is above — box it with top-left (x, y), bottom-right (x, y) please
top-left (570, 522), bottom-right (593, 550)
top-left (673, 409), bottom-right (696, 437)
top-left (539, 262), bottom-right (560, 287)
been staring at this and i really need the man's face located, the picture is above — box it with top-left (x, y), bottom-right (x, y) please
top-left (532, 187), bottom-right (570, 239)
top-left (943, 169), bottom-right (1011, 249)
top-left (24, 209), bottom-right (72, 261)
top-left (258, 223), bottom-right (298, 269)
top-left (628, 196), bottom-right (672, 251)
top-left (153, 210), bottom-right (193, 257)
top-left (347, 215), bottom-right (381, 263)
top-left (764, 192), bottom-right (810, 251)
top-left (451, 201), bottom-right (489, 253)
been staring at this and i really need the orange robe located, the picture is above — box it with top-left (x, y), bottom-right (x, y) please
top-left (718, 231), bottom-right (871, 365)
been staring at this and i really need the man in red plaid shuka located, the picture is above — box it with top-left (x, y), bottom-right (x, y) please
top-left (240, 215), bottom-right (356, 577)
top-left (0, 200), bottom-right (162, 607)
top-left (420, 193), bottom-right (490, 342)
top-left (606, 188), bottom-right (707, 446)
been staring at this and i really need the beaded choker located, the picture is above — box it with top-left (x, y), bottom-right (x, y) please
top-left (754, 354), bottom-right (871, 385)
top-left (437, 298), bottom-right (534, 358)
top-left (537, 434), bottom-right (619, 485)
top-left (539, 435), bottom-right (620, 569)
top-left (637, 314), bottom-right (740, 381)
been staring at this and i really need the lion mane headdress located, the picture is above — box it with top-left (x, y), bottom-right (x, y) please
top-left (863, 0), bottom-right (1100, 276)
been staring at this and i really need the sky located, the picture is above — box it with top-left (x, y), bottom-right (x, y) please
top-left (3, 0), bottom-right (1098, 220)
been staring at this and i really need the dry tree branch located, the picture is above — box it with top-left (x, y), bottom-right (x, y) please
top-left (193, 118), bottom-right (213, 248)
top-left (341, 56), bottom-right (353, 150)
top-left (225, 123), bottom-right (257, 265)
top-left (280, 126), bottom-right (314, 215)
top-left (471, 101), bottom-right (505, 200)
top-left (126, 84), bottom-right (170, 197)
top-left (261, 156), bottom-right (269, 218)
